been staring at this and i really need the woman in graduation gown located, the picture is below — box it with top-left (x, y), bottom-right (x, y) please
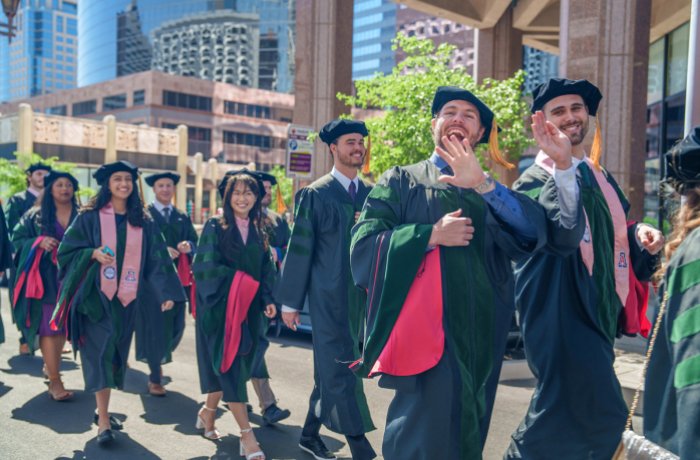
top-left (1, 208), bottom-right (14, 346)
top-left (193, 171), bottom-right (276, 460)
top-left (644, 126), bottom-right (700, 459)
top-left (52, 161), bottom-right (186, 445)
top-left (12, 171), bottom-right (79, 400)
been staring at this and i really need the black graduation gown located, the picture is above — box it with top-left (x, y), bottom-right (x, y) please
top-left (644, 227), bottom-right (700, 459)
top-left (193, 217), bottom-right (275, 402)
top-left (507, 163), bottom-right (658, 460)
top-left (5, 190), bottom-right (39, 236)
top-left (275, 173), bottom-right (376, 436)
top-left (0, 208), bottom-right (12, 344)
top-left (135, 204), bottom-right (197, 372)
top-left (11, 208), bottom-right (77, 351)
top-left (56, 210), bottom-right (186, 392)
top-left (350, 161), bottom-right (548, 459)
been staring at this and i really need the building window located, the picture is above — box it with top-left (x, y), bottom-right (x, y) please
top-left (46, 105), bottom-right (67, 116)
top-left (223, 101), bottom-right (272, 119)
top-left (72, 100), bottom-right (97, 116)
top-left (162, 123), bottom-right (212, 141)
top-left (162, 90), bottom-right (212, 112)
top-left (133, 89), bottom-right (145, 106)
top-left (103, 94), bottom-right (127, 111)
top-left (223, 130), bottom-right (273, 149)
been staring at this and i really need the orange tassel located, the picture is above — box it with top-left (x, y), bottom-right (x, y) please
top-left (275, 185), bottom-right (287, 214)
top-left (590, 117), bottom-right (603, 170)
top-left (362, 134), bottom-right (372, 176)
top-left (489, 119), bottom-right (514, 170)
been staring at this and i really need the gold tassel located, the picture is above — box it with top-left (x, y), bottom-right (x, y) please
top-left (489, 119), bottom-right (514, 170)
top-left (362, 133), bottom-right (372, 176)
top-left (590, 116), bottom-right (603, 170)
top-left (137, 172), bottom-right (146, 207)
top-left (275, 184), bottom-right (287, 214)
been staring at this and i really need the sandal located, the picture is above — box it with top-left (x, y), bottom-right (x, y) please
top-left (196, 405), bottom-right (222, 440)
top-left (47, 376), bottom-right (73, 401)
top-left (239, 428), bottom-right (265, 460)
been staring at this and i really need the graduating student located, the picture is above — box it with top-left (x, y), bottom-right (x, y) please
top-left (247, 170), bottom-right (291, 425)
top-left (52, 161), bottom-right (185, 446)
top-left (12, 171), bottom-right (79, 401)
top-left (5, 162), bottom-right (52, 355)
top-left (193, 171), bottom-right (276, 460)
top-left (349, 87), bottom-right (551, 460)
top-left (644, 126), bottom-right (700, 459)
top-left (276, 119), bottom-right (376, 460)
top-left (1, 208), bottom-right (14, 346)
top-left (135, 171), bottom-right (197, 396)
top-left (506, 78), bottom-right (664, 459)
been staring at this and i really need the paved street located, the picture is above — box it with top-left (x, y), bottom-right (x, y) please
top-left (0, 287), bottom-right (535, 459)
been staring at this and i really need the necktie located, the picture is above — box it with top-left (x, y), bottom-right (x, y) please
top-left (348, 181), bottom-right (357, 201)
top-left (163, 207), bottom-right (171, 222)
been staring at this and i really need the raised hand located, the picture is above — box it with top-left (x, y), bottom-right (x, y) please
top-left (436, 135), bottom-right (486, 189)
top-left (531, 110), bottom-right (573, 170)
top-left (428, 209), bottom-right (475, 247)
top-left (636, 224), bottom-right (664, 255)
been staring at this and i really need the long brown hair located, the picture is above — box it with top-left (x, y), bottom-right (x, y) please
top-left (219, 174), bottom-right (268, 263)
top-left (657, 186), bottom-right (700, 278)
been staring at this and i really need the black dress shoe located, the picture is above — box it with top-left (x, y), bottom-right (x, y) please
top-left (93, 414), bottom-right (123, 430)
top-left (299, 436), bottom-right (336, 460)
top-left (96, 428), bottom-right (114, 445)
top-left (246, 403), bottom-right (253, 413)
top-left (262, 404), bottom-right (291, 425)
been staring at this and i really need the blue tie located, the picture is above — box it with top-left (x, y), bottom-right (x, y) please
top-left (348, 181), bottom-right (357, 201)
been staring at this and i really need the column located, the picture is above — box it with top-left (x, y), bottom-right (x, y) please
top-left (559, 0), bottom-right (652, 220)
top-left (176, 125), bottom-right (188, 212)
top-left (208, 158), bottom-right (218, 218)
top-left (293, 0), bottom-right (353, 179)
top-left (17, 103), bottom-right (34, 163)
top-left (103, 115), bottom-right (117, 164)
top-left (194, 152), bottom-right (203, 225)
top-left (475, 7), bottom-right (523, 186)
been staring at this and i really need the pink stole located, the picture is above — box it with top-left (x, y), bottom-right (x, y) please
top-left (370, 248), bottom-right (444, 377)
top-left (220, 271), bottom-right (260, 373)
top-left (99, 203), bottom-right (143, 307)
top-left (535, 152), bottom-right (630, 307)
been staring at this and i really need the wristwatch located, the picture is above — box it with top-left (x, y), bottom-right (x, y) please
top-left (474, 174), bottom-right (495, 194)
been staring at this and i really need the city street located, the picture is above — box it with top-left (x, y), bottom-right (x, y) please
top-left (0, 288), bottom-right (535, 459)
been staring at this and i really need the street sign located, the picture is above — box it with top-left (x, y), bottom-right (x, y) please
top-left (286, 124), bottom-right (314, 179)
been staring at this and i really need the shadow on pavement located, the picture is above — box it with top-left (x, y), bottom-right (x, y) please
top-left (122, 365), bottom-right (150, 395)
top-left (11, 389), bottom-right (94, 434)
top-left (0, 380), bottom-right (12, 398)
top-left (139, 389), bottom-right (203, 435)
top-left (500, 378), bottom-right (537, 388)
top-left (2, 354), bottom-right (78, 378)
top-left (56, 431), bottom-right (160, 460)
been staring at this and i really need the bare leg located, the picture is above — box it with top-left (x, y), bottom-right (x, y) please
top-left (197, 391), bottom-right (223, 438)
top-left (228, 402), bottom-right (264, 459)
top-left (96, 389), bottom-right (111, 433)
top-left (41, 335), bottom-right (72, 400)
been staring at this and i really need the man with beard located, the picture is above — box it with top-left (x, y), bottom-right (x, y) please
top-left (276, 119), bottom-right (376, 460)
top-left (349, 86), bottom-right (559, 459)
top-left (246, 170), bottom-right (291, 425)
top-left (5, 162), bottom-right (51, 355)
top-left (136, 172), bottom-right (197, 396)
top-left (505, 78), bottom-right (664, 459)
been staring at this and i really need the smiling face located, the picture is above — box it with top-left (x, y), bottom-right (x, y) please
top-left (153, 178), bottom-right (175, 205)
top-left (50, 177), bottom-right (75, 205)
top-left (431, 99), bottom-right (486, 150)
top-left (108, 171), bottom-right (134, 201)
top-left (542, 94), bottom-right (590, 146)
top-left (330, 133), bottom-right (366, 170)
top-left (229, 180), bottom-right (257, 219)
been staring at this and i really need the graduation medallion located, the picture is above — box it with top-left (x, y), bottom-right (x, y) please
top-left (103, 266), bottom-right (116, 280)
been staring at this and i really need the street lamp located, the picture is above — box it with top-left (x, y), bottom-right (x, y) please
top-left (1, 0), bottom-right (21, 43)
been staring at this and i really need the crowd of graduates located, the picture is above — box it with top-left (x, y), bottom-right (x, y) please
top-left (0, 77), bottom-right (699, 460)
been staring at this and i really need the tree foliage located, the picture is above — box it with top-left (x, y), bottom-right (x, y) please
top-left (268, 165), bottom-right (294, 214)
top-left (0, 151), bottom-right (95, 203)
top-left (337, 34), bottom-right (533, 178)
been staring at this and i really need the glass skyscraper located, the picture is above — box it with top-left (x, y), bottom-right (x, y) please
top-left (352, 0), bottom-right (396, 80)
top-left (78, 0), bottom-right (294, 92)
top-left (0, 0), bottom-right (78, 103)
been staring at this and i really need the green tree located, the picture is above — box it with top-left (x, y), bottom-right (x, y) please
top-left (0, 151), bottom-right (95, 203)
top-left (337, 34), bottom-right (533, 178)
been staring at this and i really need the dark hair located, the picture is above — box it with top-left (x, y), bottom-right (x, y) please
top-left (219, 174), bottom-right (268, 262)
top-left (83, 173), bottom-right (147, 227)
top-left (37, 178), bottom-right (79, 237)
